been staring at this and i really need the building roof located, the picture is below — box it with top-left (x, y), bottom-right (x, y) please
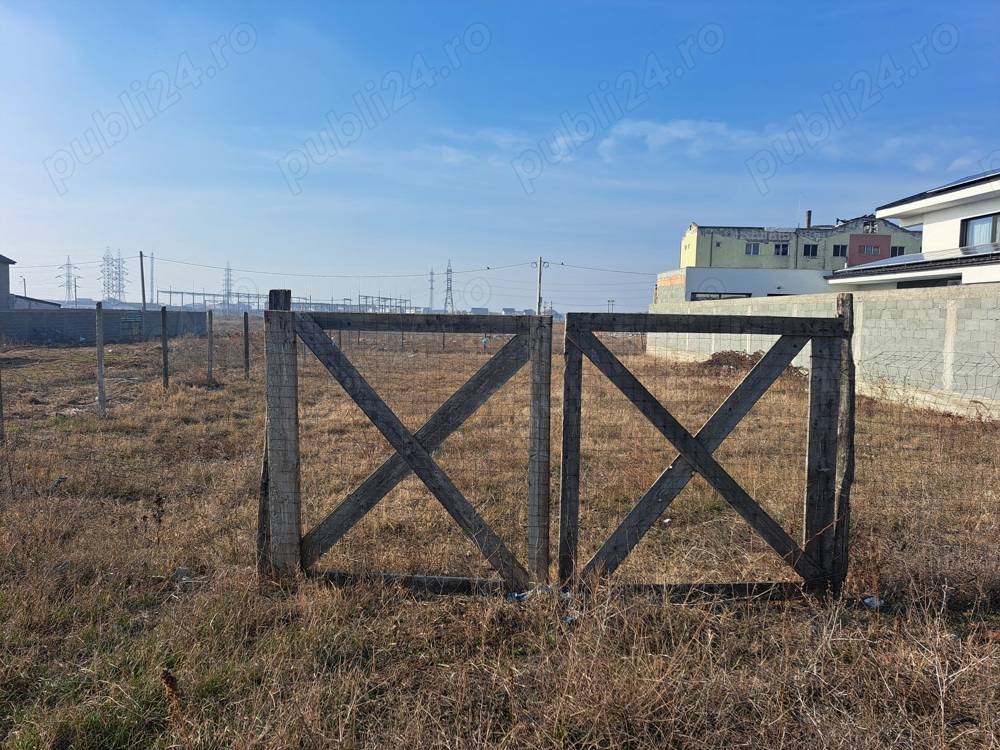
top-left (875, 168), bottom-right (1000, 213)
top-left (830, 242), bottom-right (1000, 279)
top-left (0, 254), bottom-right (16, 265)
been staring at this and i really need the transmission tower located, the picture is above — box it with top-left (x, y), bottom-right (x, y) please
top-left (58, 256), bottom-right (79, 305)
top-left (114, 251), bottom-right (127, 301)
top-left (428, 269), bottom-right (434, 311)
top-left (223, 263), bottom-right (233, 313)
top-left (100, 248), bottom-right (115, 301)
top-left (444, 259), bottom-right (454, 313)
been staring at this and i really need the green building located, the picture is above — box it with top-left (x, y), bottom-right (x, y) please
top-left (680, 215), bottom-right (922, 271)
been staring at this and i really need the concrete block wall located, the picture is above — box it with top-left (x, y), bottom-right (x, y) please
top-left (0, 309), bottom-right (207, 345)
top-left (648, 283), bottom-right (1000, 415)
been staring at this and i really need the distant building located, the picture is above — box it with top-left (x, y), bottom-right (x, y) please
top-left (679, 215), bottom-right (921, 272)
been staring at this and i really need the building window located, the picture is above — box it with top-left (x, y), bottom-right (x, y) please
top-left (890, 246), bottom-right (905, 257)
top-left (863, 220), bottom-right (878, 234)
top-left (774, 243), bottom-right (788, 256)
top-left (833, 244), bottom-right (848, 257)
top-left (860, 245), bottom-right (879, 255)
top-left (745, 243), bottom-right (760, 255)
top-left (803, 244), bottom-right (818, 257)
top-left (961, 213), bottom-right (999, 246)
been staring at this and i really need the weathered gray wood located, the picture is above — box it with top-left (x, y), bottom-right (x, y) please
top-left (264, 310), bottom-right (302, 577)
top-left (804, 334), bottom-right (841, 590)
top-left (96, 302), bottom-right (106, 415)
top-left (256, 438), bottom-right (270, 576)
top-left (300, 334), bottom-right (530, 567)
top-left (207, 310), bottom-right (214, 382)
top-left (576, 330), bottom-right (824, 582)
top-left (160, 306), bottom-right (169, 390)
top-left (313, 570), bottom-right (506, 596)
top-left (528, 316), bottom-right (552, 584)
top-left (308, 312), bottom-right (531, 335)
top-left (585, 335), bottom-right (811, 577)
top-left (567, 312), bottom-right (845, 338)
top-left (833, 293), bottom-right (855, 592)
top-left (295, 314), bottom-right (530, 591)
top-left (268, 289), bottom-right (292, 312)
top-left (558, 334), bottom-right (584, 583)
top-left (243, 312), bottom-right (250, 380)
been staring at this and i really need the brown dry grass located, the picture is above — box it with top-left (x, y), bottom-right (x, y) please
top-left (1, 322), bottom-right (998, 749)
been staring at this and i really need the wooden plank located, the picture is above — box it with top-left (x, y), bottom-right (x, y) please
top-left (96, 302), bottom-right (106, 416)
top-left (264, 310), bottom-right (302, 577)
top-left (243, 311), bottom-right (250, 380)
top-left (566, 312), bottom-right (845, 338)
top-left (833, 293), bottom-right (855, 593)
top-left (308, 312), bottom-right (531, 335)
top-left (576, 330), bottom-right (824, 582)
top-left (620, 581), bottom-right (804, 603)
top-left (300, 333), bottom-right (530, 567)
top-left (256, 438), bottom-right (270, 576)
top-left (804, 334), bottom-right (841, 590)
top-left (585, 335), bottom-right (810, 577)
top-left (558, 333), bottom-right (584, 583)
top-left (312, 570), bottom-right (506, 596)
top-left (207, 310), bottom-right (214, 382)
top-left (268, 289), bottom-right (292, 311)
top-left (160, 306), bottom-right (169, 390)
top-left (295, 314), bottom-right (530, 591)
top-left (528, 316), bottom-right (552, 584)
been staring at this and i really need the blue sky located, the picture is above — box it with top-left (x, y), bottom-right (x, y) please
top-left (1, 1), bottom-right (997, 311)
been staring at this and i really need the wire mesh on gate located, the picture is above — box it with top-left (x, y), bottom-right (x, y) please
top-left (572, 327), bottom-right (814, 586)
top-left (292, 318), bottom-right (540, 584)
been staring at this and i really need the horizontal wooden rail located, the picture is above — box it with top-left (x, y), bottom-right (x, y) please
top-left (567, 312), bottom-right (847, 337)
top-left (307, 312), bottom-right (533, 335)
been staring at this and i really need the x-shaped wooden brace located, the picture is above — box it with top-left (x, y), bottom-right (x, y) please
top-left (571, 330), bottom-right (825, 582)
top-left (295, 314), bottom-right (531, 591)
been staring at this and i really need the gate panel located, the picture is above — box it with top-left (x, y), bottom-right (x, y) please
top-left (261, 305), bottom-right (551, 592)
top-left (559, 309), bottom-right (853, 592)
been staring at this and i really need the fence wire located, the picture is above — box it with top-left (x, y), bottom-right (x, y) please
top-left (0, 319), bottom-right (997, 605)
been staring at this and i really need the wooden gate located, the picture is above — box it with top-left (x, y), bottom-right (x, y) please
top-left (558, 297), bottom-right (855, 594)
top-left (258, 294), bottom-right (552, 593)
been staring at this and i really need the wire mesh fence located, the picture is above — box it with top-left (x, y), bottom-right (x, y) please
top-left (0, 318), bottom-right (997, 606)
top-left (294, 323), bottom-right (533, 581)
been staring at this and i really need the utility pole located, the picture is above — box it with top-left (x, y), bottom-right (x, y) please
top-left (428, 268), bottom-right (434, 312)
top-left (607, 299), bottom-right (615, 313)
top-left (532, 256), bottom-right (549, 315)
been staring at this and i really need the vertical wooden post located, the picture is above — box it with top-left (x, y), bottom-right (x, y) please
top-left (96, 302), bottom-right (106, 415)
top-left (161, 306), bottom-right (169, 390)
top-left (804, 329), bottom-right (841, 592)
top-left (833, 293), bottom-right (855, 594)
top-left (0, 364), bottom-right (5, 445)
top-left (558, 323), bottom-right (583, 583)
top-left (528, 316), bottom-right (552, 584)
top-left (207, 310), bottom-right (214, 383)
top-left (243, 312), bottom-right (251, 380)
top-left (263, 290), bottom-right (300, 578)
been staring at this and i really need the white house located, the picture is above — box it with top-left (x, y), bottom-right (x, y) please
top-left (829, 169), bottom-right (1000, 288)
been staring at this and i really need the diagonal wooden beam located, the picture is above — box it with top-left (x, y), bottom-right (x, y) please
top-left (295, 314), bottom-right (530, 591)
top-left (575, 330), bottom-right (824, 582)
top-left (300, 334), bottom-right (530, 567)
top-left (584, 335), bottom-right (810, 578)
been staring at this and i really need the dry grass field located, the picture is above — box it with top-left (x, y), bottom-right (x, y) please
top-left (1, 321), bottom-right (999, 748)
